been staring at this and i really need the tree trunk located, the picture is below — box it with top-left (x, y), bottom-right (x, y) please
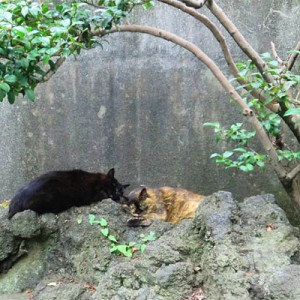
top-left (281, 174), bottom-right (300, 214)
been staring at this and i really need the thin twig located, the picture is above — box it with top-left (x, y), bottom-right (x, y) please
top-left (158, 0), bottom-right (278, 112)
top-left (41, 57), bottom-right (66, 82)
top-left (180, 0), bottom-right (207, 8)
top-left (206, 0), bottom-right (275, 85)
top-left (287, 40), bottom-right (300, 71)
top-left (271, 41), bottom-right (284, 68)
top-left (286, 164), bottom-right (300, 181)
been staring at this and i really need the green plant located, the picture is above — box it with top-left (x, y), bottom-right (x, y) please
top-left (204, 122), bottom-right (267, 172)
top-left (88, 214), bottom-right (156, 257)
top-left (204, 51), bottom-right (300, 173)
top-left (0, 0), bottom-right (154, 103)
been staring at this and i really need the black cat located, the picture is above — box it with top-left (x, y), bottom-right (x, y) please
top-left (8, 168), bottom-right (129, 219)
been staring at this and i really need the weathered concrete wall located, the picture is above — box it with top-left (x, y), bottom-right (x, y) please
top-left (0, 0), bottom-right (299, 202)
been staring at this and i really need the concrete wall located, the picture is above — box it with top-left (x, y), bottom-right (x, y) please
top-left (0, 0), bottom-right (299, 201)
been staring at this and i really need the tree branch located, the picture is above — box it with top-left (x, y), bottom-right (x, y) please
top-left (287, 40), bottom-right (300, 71)
top-left (158, 0), bottom-right (278, 112)
top-left (206, 0), bottom-right (276, 85)
top-left (286, 164), bottom-right (300, 181)
top-left (271, 41), bottom-right (284, 68)
top-left (179, 0), bottom-right (207, 8)
top-left (41, 57), bottom-right (66, 82)
top-left (207, 1), bottom-right (300, 143)
top-left (92, 24), bottom-right (287, 179)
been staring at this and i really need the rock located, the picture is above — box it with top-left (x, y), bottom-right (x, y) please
top-left (0, 192), bottom-right (300, 299)
top-left (191, 192), bottom-right (300, 300)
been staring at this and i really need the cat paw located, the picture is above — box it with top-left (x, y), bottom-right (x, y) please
top-left (127, 218), bottom-right (152, 227)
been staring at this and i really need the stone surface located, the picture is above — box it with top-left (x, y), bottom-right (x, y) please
top-left (1, 192), bottom-right (300, 299)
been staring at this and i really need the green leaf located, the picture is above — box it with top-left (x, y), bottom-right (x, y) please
top-left (21, 6), bottom-right (29, 17)
top-left (25, 89), bottom-right (35, 101)
top-left (284, 108), bottom-right (300, 117)
top-left (116, 245), bottom-right (132, 257)
top-left (261, 52), bottom-right (271, 60)
top-left (142, 231), bottom-right (156, 242)
top-left (140, 244), bottom-right (146, 252)
top-left (101, 228), bottom-right (109, 237)
top-left (287, 50), bottom-right (300, 54)
top-left (20, 58), bottom-right (29, 69)
top-left (13, 26), bottom-right (28, 38)
top-left (239, 164), bottom-right (254, 172)
top-left (210, 153), bottom-right (221, 158)
top-left (269, 60), bottom-right (279, 67)
top-left (283, 80), bottom-right (296, 91)
top-left (263, 97), bottom-right (275, 105)
top-left (234, 148), bottom-right (247, 153)
top-left (108, 235), bottom-right (117, 242)
top-left (256, 160), bottom-right (265, 168)
top-left (89, 214), bottom-right (95, 224)
top-left (7, 91), bottom-right (15, 104)
top-left (109, 243), bottom-right (117, 253)
top-left (0, 89), bottom-right (6, 102)
top-left (29, 5), bottom-right (40, 17)
top-left (223, 151), bottom-right (234, 158)
top-left (250, 81), bottom-right (262, 89)
top-left (99, 218), bottom-right (108, 227)
top-left (77, 217), bottom-right (82, 224)
top-left (0, 82), bottom-right (10, 93)
top-left (203, 122), bottom-right (220, 128)
top-left (4, 75), bottom-right (17, 83)
top-left (143, 1), bottom-right (155, 10)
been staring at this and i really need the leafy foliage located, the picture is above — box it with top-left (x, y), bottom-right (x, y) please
top-left (88, 214), bottom-right (156, 257)
top-left (204, 52), bottom-right (300, 172)
top-left (204, 122), bottom-right (267, 172)
top-left (0, 0), bottom-right (154, 103)
top-left (235, 53), bottom-right (300, 117)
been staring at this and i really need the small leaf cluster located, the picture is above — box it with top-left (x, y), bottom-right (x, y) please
top-left (277, 150), bottom-right (300, 162)
top-left (88, 0), bottom-right (155, 30)
top-left (204, 122), bottom-right (256, 146)
top-left (248, 99), bottom-right (281, 138)
top-left (205, 51), bottom-right (300, 173)
top-left (204, 122), bottom-right (268, 172)
top-left (88, 214), bottom-right (156, 258)
top-left (235, 52), bottom-right (300, 118)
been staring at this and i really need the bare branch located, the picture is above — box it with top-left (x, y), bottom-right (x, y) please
top-left (158, 0), bottom-right (278, 112)
top-left (179, 0), bottom-right (207, 8)
top-left (206, 0), bottom-right (276, 85)
top-left (207, 1), bottom-right (300, 143)
top-left (287, 40), bottom-right (300, 71)
top-left (286, 164), bottom-right (300, 181)
top-left (271, 41), bottom-right (284, 68)
top-left (159, 0), bottom-right (238, 74)
top-left (41, 57), bottom-right (66, 82)
top-left (92, 24), bottom-right (287, 179)
top-left (93, 25), bottom-right (248, 111)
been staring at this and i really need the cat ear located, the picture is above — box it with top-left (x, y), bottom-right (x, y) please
top-left (107, 168), bottom-right (115, 179)
top-left (139, 187), bottom-right (148, 202)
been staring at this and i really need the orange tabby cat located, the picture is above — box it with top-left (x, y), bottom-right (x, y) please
top-left (125, 186), bottom-right (205, 227)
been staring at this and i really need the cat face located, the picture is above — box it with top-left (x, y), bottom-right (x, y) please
top-left (102, 168), bottom-right (130, 203)
top-left (126, 187), bottom-right (149, 214)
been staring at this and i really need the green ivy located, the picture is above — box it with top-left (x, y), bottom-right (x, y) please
top-left (88, 214), bottom-right (156, 258)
